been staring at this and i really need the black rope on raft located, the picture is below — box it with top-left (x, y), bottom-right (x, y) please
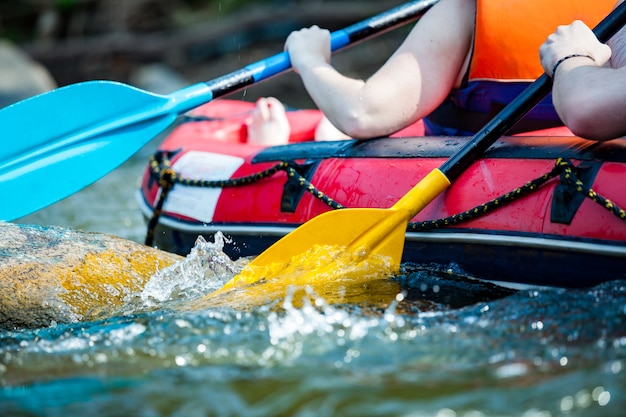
top-left (558, 158), bottom-right (626, 220)
top-left (144, 151), bottom-right (343, 246)
top-left (144, 153), bottom-right (626, 246)
top-left (408, 158), bottom-right (626, 231)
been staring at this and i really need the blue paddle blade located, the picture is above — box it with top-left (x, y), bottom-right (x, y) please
top-left (0, 1), bottom-right (438, 222)
top-left (0, 81), bottom-right (176, 221)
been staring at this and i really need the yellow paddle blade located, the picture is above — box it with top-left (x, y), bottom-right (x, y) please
top-left (208, 168), bottom-right (451, 304)
top-left (200, 167), bottom-right (450, 308)
top-left (224, 207), bottom-right (410, 288)
top-left (193, 208), bottom-right (411, 308)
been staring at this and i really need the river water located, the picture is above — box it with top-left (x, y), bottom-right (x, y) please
top-left (1, 128), bottom-right (625, 416)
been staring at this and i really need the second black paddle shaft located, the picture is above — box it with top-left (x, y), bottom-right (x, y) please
top-left (441, 2), bottom-right (626, 181)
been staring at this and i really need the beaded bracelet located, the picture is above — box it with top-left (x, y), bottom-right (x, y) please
top-left (551, 53), bottom-right (595, 78)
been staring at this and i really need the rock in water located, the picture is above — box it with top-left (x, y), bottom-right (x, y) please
top-left (0, 222), bottom-right (182, 329)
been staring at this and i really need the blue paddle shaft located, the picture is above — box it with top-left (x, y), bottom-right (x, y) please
top-left (170, 0), bottom-right (440, 113)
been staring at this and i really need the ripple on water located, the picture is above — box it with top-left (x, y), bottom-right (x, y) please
top-left (0, 238), bottom-right (625, 416)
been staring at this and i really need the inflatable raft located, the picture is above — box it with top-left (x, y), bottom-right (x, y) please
top-left (137, 100), bottom-right (626, 288)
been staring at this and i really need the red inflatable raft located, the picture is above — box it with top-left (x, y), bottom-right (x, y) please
top-left (137, 99), bottom-right (626, 288)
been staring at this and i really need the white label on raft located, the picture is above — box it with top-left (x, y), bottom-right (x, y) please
top-left (161, 151), bottom-right (245, 223)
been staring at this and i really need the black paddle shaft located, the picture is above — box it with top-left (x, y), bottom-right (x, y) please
top-left (440, 2), bottom-right (626, 181)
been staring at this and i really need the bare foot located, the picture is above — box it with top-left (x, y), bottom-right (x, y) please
top-left (246, 97), bottom-right (291, 145)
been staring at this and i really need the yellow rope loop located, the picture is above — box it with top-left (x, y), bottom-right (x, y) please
top-left (555, 157), bottom-right (570, 169)
top-left (284, 166), bottom-right (344, 209)
top-left (158, 168), bottom-right (177, 190)
top-left (557, 158), bottom-right (626, 223)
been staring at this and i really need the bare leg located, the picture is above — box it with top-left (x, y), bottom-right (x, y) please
top-left (314, 116), bottom-right (352, 141)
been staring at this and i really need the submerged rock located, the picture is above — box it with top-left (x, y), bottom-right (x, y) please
top-left (0, 222), bottom-right (182, 329)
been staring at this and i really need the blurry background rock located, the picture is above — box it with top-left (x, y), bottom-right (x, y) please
top-left (0, 39), bottom-right (56, 108)
top-left (0, 0), bottom-right (410, 107)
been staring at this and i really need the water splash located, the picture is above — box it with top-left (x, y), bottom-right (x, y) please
top-left (139, 233), bottom-right (244, 307)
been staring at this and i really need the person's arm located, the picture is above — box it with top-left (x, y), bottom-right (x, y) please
top-left (552, 64), bottom-right (626, 141)
top-left (285, 0), bottom-right (475, 139)
top-left (540, 19), bottom-right (626, 140)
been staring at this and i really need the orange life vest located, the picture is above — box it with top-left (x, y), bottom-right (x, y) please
top-left (424, 0), bottom-right (616, 136)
